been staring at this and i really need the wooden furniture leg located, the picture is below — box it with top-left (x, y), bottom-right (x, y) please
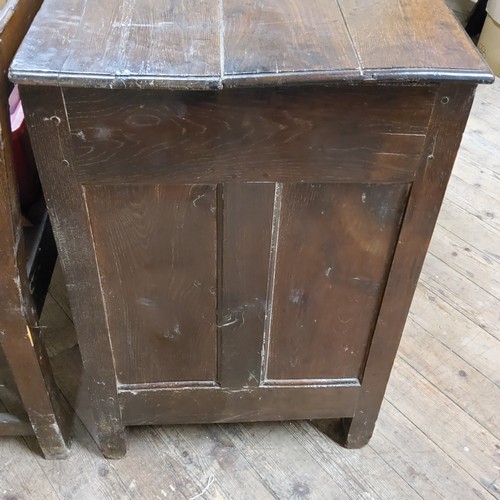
top-left (316, 84), bottom-right (477, 448)
top-left (21, 86), bottom-right (127, 458)
top-left (0, 149), bottom-right (72, 458)
top-left (0, 0), bottom-right (71, 459)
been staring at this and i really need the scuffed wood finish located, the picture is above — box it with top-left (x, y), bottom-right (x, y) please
top-left (4, 74), bottom-right (498, 498)
top-left (59, 0), bottom-right (221, 89)
top-left (14, 0), bottom-right (492, 458)
top-left (9, 0), bottom-right (493, 88)
top-left (4, 0), bottom-right (85, 86)
top-left (20, 86), bottom-right (126, 458)
top-left (218, 183), bottom-right (275, 389)
top-left (10, 0), bottom-right (221, 89)
top-left (20, 79), bottom-right (483, 455)
top-left (84, 184), bottom-right (218, 385)
top-left (223, 0), bottom-right (360, 79)
top-left (120, 384), bottom-right (358, 426)
top-left (0, 0), bottom-right (70, 458)
top-left (337, 0), bottom-right (490, 82)
top-left (334, 84), bottom-right (477, 448)
top-left (264, 183), bottom-right (409, 383)
top-left (64, 85), bottom-right (432, 185)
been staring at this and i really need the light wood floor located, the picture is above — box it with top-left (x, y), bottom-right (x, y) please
top-left (1, 81), bottom-right (499, 500)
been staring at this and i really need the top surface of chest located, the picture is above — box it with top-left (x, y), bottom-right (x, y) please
top-left (10, 0), bottom-right (493, 89)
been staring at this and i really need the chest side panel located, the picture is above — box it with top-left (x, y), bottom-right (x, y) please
top-left (60, 84), bottom-right (434, 419)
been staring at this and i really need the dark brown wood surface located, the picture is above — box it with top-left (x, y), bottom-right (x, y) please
top-left (223, 0), bottom-right (359, 79)
top-left (14, 0), bottom-right (490, 460)
top-left (264, 182), bottom-right (409, 383)
top-left (20, 85), bottom-right (126, 458)
top-left (5, 73), bottom-right (498, 497)
top-left (120, 384), bottom-right (359, 426)
top-left (85, 184), bottom-right (219, 385)
top-left (9, 0), bottom-right (493, 88)
top-left (333, 83), bottom-right (478, 448)
top-left (336, 0), bottom-right (491, 82)
top-left (219, 183), bottom-right (275, 389)
top-left (0, 0), bottom-right (70, 458)
top-left (64, 85), bottom-right (432, 185)
top-left (19, 75), bottom-right (470, 457)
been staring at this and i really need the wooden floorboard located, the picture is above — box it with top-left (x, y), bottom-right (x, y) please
top-left (1, 64), bottom-right (499, 500)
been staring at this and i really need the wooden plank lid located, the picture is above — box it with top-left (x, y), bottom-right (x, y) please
top-left (10, 0), bottom-right (494, 89)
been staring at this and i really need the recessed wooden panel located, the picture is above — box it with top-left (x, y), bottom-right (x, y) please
top-left (264, 183), bottom-right (410, 383)
top-left (84, 184), bottom-right (218, 385)
top-left (64, 86), bottom-right (433, 185)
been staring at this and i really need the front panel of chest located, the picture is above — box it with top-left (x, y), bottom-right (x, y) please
top-left (63, 85), bottom-right (434, 405)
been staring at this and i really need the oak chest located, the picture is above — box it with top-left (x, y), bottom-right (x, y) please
top-left (10, 0), bottom-right (493, 457)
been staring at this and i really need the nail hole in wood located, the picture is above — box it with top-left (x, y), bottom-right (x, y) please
top-left (441, 96), bottom-right (450, 105)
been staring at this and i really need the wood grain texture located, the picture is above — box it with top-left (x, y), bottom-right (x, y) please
top-left (64, 85), bottom-right (432, 185)
top-left (421, 252), bottom-right (500, 340)
top-left (219, 183), bottom-right (275, 388)
top-left (15, 0), bottom-right (490, 455)
top-left (220, 423), bottom-right (352, 499)
top-left (20, 85), bottom-right (126, 458)
top-left (120, 385), bottom-right (358, 426)
top-left (371, 401), bottom-right (493, 499)
top-left (0, 0), bottom-right (70, 459)
top-left (410, 284), bottom-right (500, 387)
top-left (9, 0), bottom-right (493, 88)
top-left (223, 0), bottom-right (360, 80)
top-left (264, 183), bottom-right (409, 383)
top-left (84, 184), bottom-right (219, 385)
top-left (22, 81), bottom-right (479, 454)
top-left (385, 358), bottom-right (500, 496)
top-left (60, 0), bottom-right (221, 89)
top-left (337, 0), bottom-right (492, 82)
top-left (333, 84), bottom-right (478, 448)
top-left (6, 0), bottom-right (84, 86)
top-left (10, 0), bottom-right (221, 89)
top-left (401, 318), bottom-right (499, 437)
top-left (5, 72), bottom-right (497, 496)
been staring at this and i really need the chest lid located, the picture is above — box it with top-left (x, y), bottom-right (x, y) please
top-left (10, 0), bottom-right (494, 89)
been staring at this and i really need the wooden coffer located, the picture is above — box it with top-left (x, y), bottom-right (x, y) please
top-left (34, 83), bottom-right (436, 425)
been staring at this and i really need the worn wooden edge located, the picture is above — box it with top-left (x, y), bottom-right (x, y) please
top-left (9, 69), bottom-right (494, 90)
top-left (9, 69), bottom-right (223, 90)
top-left (222, 69), bottom-right (363, 88)
top-left (119, 386), bottom-right (359, 426)
top-left (0, 0), bottom-right (43, 84)
top-left (363, 68), bottom-right (494, 85)
top-left (0, 0), bottom-right (70, 459)
top-left (20, 84), bottom-right (126, 459)
top-left (333, 82), bottom-right (478, 449)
